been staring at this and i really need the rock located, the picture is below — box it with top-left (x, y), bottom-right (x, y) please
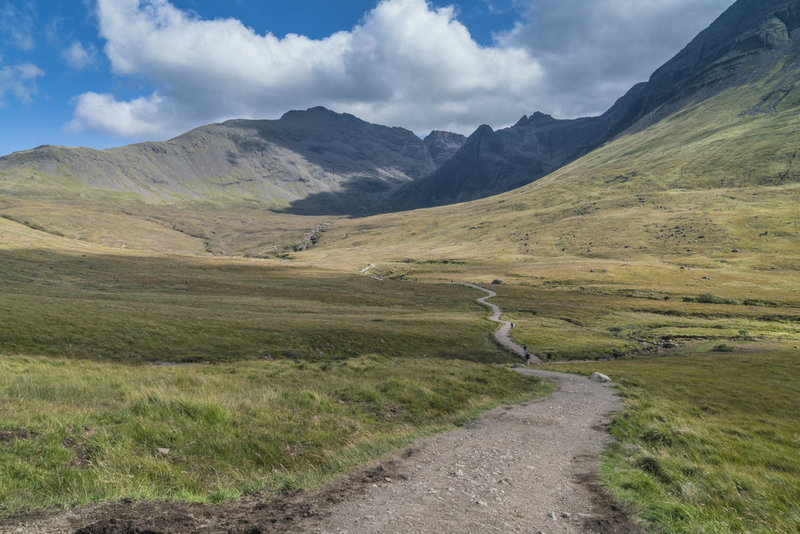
top-left (491, 279), bottom-right (503, 285)
top-left (423, 130), bottom-right (467, 166)
top-left (590, 372), bottom-right (612, 383)
top-left (156, 447), bottom-right (170, 455)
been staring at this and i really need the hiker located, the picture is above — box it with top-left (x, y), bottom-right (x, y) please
top-left (523, 344), bottom-right (530, 364)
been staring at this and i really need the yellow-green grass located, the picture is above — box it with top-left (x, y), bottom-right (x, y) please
top-left (0, 195), bottom-right (333, 257)
top-left (0, 247), bottom-right (510, 363)
top-left (0, 353), bottom-right (553, 515)
top-left (542, 344), bottom-right (800, 533)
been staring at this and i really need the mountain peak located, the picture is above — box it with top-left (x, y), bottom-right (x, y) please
top-left (279, 106), bottom-right (359, 123)
top-left (514, 112), bottom-right (556, 128)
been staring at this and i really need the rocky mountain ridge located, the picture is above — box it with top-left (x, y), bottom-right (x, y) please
top-left (390, 0), bottom-right (800, 209)
top-left (0, 107), bottom-right (460, 214)
top-left (2, 0), bottom-right (797, 216)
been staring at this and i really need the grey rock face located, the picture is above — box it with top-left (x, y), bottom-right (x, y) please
top-left (392, 0), bottom-right (800, 210)
top-left (423, 131), bottom-right (467, 167)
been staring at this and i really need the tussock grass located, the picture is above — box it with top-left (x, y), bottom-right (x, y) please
top-left (0, 354), bottom-right (552, 514)
top-left (545, 346), bottom-right (800, 533)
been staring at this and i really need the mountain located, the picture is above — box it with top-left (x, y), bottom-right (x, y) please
top-left (304, 0), bottom-right (800, 270)
top-left (423, 131), bottom-right (468, 167)
top-left (0, 107), bottom-right (438, 214)
top-left (391, 0), bottom-right (800, 210)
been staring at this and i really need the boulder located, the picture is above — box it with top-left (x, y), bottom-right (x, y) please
top-left (590, 372), bottom-right (612, 383)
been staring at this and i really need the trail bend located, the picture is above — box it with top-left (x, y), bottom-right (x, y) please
top-left (463, 283), bottom-right (543, 364)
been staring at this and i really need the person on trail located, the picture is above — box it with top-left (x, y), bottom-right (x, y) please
top-left (523, 344), bottom-right (531, 365)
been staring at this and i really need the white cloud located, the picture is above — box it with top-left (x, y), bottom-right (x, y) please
top-left (0, 61), bottom-right (44, 107)
top-left (62, 41), bottom-right (98, 70)
top-left (498, 0), bottom-right (735, 117)
top-left (69, 0), bottom-right (544, 139)
top-left (66, 91), bottom-right (173, 137)
top-left (70, 0), bottom-right (735, 141)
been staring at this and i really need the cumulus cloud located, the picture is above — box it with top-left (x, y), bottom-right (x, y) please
top-left (62, 41), bottom-right (98, 70)
top-left (498, 0), bottom-right (735, 117)
top-left (69, 0), bottom-right (544, 139)
top-left (0, 61), bottom-right (44, 107)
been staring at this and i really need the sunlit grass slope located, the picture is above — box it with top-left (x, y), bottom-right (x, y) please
top-left (544, 344), bottom-right (800, 533)
top-left (0, 166), bottom-right (333, 256)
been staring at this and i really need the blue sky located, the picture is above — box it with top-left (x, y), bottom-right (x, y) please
top-left (0, 0), bottom-right (733, 156)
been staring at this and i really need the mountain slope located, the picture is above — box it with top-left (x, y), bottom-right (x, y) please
top-left (0, 107), bottom-right (435, 214)
top-left (391, 0), bottom-right (800, 210)
top-left (306, 0), bottom-right (800, 271)
top-left (423, 131), bottom-right (468, 167)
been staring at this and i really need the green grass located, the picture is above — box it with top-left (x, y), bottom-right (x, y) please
top-left (0, 353), bottom-right (553, 514)
top-left (481, 283), bottom-right (799, 361)
top-left (543, 346), bottom-right (800, 533)
top-left (0, 242), bottom-right (557, 516)
top-left (0, 248), bottom-right (508, 363)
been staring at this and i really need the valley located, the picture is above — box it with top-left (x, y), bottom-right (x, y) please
top-left (1, 0), bottom-right (799, 532)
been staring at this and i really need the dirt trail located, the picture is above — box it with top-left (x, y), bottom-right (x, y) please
top-left (300, 369), bottom-right (635, 534)
top-left (1, 285), bottom-right (636, 534)
top-left (464, 283), bottom-right (543, 363)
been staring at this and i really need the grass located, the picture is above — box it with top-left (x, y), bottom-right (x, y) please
top-left (0, 248), bottom-right (508, 363)
top-left (491, 283), bottom-right (799, 360)
top-left (542, 345), bottom-right (800, 533)
top-left (0, 239), bottom-right (557, 516)
top-left (0, 353), bottom-right (552, 515)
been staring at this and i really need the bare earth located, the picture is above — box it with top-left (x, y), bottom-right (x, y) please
top-left (1, 285), bottom-right (637, 534)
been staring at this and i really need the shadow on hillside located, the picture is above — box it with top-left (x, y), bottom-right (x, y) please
top-left (280, 175), bottom-right (399, 216)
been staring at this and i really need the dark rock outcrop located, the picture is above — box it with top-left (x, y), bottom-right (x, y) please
top-left (423, 131), bottom-right (467, 167)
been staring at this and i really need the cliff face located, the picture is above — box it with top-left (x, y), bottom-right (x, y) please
top-left (423, 131), bottom-right (468, 167)
top-left (391, 0), bottom-right (800, 210)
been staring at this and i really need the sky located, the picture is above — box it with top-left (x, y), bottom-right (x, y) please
top-left (0, 0), bottom-right (735, 156)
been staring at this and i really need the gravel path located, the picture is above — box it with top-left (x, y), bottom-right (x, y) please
top-left (301, 369), bottom-right (633, 534)
top-left (464, 283), bottom-right (543, 363)
top-left (297, 283), bottom-right (634, 534)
